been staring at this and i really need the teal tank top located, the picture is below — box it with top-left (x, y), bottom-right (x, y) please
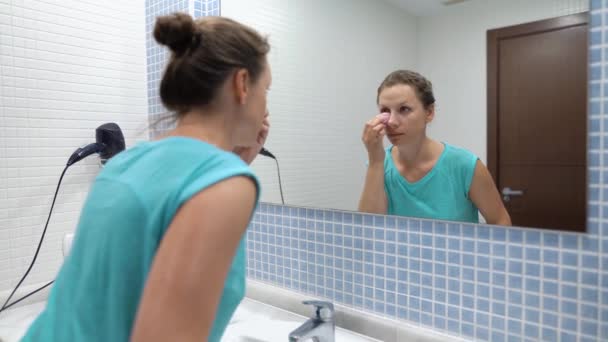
top-left (384, 143), bottom-right (479, 223)
top-left (21, 137), bottom-right (260, 342)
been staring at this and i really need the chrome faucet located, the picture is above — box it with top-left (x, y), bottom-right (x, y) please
top-left (289, 300), bottom-right (335, 342)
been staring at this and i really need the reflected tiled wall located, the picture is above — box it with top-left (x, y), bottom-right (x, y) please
top-left (194, 0), bottom-right (220, 17)
top-left (246, 2), bottom-right (606, 341)
top-left (145, 0), bottom-right (219, 138)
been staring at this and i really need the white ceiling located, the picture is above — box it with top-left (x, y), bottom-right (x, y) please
top-left (381, 0), bottom-right (473, 17)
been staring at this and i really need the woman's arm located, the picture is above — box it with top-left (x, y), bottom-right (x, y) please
top-left (130, 176), bottom-right (257, 342)
top-left (358, 114), bottom-right (389, 214)
top-left (469, 160), bottom-right (512, 226)
top-left (358, 162), bottom-right (388, 214)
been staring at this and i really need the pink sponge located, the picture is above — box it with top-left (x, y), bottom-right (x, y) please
top-left (379, 112), bottom-right (390, 124)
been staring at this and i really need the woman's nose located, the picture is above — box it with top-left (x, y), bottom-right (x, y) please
top-left (387, 113), bottom-right (399, 127)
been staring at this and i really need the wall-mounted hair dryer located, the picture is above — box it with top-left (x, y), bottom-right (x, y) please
top-left (67, 123), bottom-right (125, 166)
top-left (1, 123), bottom-right (125, 313)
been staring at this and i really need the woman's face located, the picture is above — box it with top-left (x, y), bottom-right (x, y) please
top-left (378, 84), bottom-right (434, 145)
top-left (233, 60), bottom-right (272, 146)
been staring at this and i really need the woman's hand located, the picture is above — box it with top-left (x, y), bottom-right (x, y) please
top-left (362, 112), bottom-right (389, 164)
top-left (233, 111), bottom-right (270, 165)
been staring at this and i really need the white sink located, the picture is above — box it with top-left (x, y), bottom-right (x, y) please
top-left (223, 298), bottom-right (378, 342)
top-left (224, 319), bottom-right (371, 342)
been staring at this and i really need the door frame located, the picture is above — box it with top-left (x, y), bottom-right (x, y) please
top-left (486, 12), bottom-right (589, 182)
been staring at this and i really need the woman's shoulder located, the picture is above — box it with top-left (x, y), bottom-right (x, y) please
top-left (439, 142), bottom-right (479, 173)
top-left (147, 136), bottom-right (246, 166)
top-left (442, 142), bottom-right (478, 161)
top-left (102, 136), bottom-right (253, 185)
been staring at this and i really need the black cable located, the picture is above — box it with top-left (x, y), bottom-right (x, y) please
top-left (273, 157), bottom-right (285, 205)
top-left (1, 281), bottom-right (54, 312)
top-left (0, 165), bottom-right (69, 313)
top-left (259, 148), bottom-right (285, 205)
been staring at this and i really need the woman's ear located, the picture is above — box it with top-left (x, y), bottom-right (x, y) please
top-left (233, 68), bottom-right (250, 105)
top-left (425, 103), bottom-right (435, 123)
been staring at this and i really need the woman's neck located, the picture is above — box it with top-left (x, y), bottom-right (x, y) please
top-left (394, 136), bottom-right (439, 168)
top-left (163, 110), bottom-right (235, 152)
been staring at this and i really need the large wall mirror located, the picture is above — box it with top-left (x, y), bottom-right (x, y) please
top-left (222, 0), bottom-right (590, 232)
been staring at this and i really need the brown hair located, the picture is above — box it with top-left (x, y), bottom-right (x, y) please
top-left (377, 70), bottom-right (435, 109)
top-left (153, 13), bottom-right (270, 115)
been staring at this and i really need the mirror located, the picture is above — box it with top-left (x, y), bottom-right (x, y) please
top-left (222, 0), bottom-right (590, 232)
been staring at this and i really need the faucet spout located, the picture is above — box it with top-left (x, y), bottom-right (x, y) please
top-left (288, 300), bottom-right (335, 342)
top-left (289, 318), bottom-right (334, 342)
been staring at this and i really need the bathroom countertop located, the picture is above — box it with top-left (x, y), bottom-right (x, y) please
top-left (0, 297), bottom-right (376, 342)
top-left (0, 301), bottom-right (45, 342)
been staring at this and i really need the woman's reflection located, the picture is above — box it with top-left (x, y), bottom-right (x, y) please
top-left (358, 69), bottom-right (511, 225)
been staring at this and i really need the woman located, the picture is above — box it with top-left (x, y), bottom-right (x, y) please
top-left (358, 69), bottom-right (511, 225)
top-left (22, 13), bottom-right (271, 342)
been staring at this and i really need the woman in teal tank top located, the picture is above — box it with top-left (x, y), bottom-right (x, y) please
top-left (359, 70), bottom-right (511, 226)
top-left (22, 13), bottom-right (272, 342)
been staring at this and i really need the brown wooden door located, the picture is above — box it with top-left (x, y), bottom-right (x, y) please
top-left (487, 13), bottom-right (588, 232)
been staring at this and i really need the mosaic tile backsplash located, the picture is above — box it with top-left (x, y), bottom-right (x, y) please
top-left (247, 204), bottom-right (603, 342)
top-left (245, 3), bottom-right (607, 341)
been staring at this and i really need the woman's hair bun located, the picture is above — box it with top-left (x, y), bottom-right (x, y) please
top-left (153, 12), bottom-right (197, 54)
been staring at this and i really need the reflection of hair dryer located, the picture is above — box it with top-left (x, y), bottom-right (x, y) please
top-left (259, 147), bottom-right (276, 159)
top-left (67, 123), bottom-right (125, 166)
top-left (258, 147), bottom-right (284, 204)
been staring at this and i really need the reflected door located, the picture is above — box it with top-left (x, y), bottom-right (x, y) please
top-left (487, 12), bottom-right (588, 231)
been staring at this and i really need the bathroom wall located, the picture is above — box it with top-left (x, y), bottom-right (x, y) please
top-left (245, 3), bottom-right (606, 341)
top-left (0, 0), bottom-right (148, 299)
top-left (417, 0), bottom-right (589, 162)
top-left (220, 0), bottom-right (418, 210)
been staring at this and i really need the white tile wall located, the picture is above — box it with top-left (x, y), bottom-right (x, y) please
top-left (0, 0), bottom-right (148, 296)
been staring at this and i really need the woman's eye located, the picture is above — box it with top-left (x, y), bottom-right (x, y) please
top-left (400, 106), bottom-right (411, 113)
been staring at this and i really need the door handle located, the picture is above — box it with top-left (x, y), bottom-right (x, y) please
top-left (502, 187), bottom-right (524, 202)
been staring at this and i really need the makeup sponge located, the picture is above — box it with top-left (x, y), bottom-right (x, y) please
top-left (379, 112), bottom-right (390, 124)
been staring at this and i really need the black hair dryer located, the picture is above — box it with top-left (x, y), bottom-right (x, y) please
top-left (96, 123), bottom-right (125, 165)
top-left (67, 123), bottom-right (126, 167)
